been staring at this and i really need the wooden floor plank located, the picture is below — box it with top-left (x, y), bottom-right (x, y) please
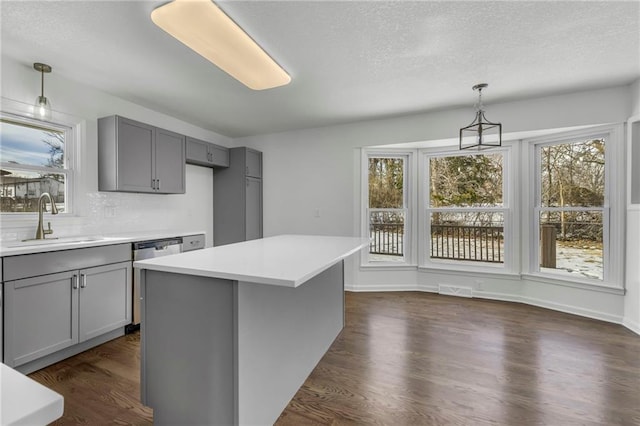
top-left (28, 292), bottom-right (640, 425)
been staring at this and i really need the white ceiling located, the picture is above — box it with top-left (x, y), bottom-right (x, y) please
top-left (1, 1), bottom-right (639, 138)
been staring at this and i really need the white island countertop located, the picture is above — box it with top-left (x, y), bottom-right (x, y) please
top-left (133, 234), bottom-right (370, 287)
top-left (1, 363), bottom-right (64, 425)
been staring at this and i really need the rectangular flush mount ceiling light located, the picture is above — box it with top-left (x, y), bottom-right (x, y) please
top-left (151, 0), bottom-right (291, 90)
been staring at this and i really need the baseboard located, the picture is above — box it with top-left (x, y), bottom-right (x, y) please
top-left (622, 317), bottom-right (640, 335)
top-left (345, 285), bottom-right (630, 330)
top-left (519, 295), bottom-right (623, 324)
top-left (345, 283), bottom-right (437, 293)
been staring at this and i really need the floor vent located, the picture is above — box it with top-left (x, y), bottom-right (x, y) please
top-left (438, 284), bottom-right (473, 298)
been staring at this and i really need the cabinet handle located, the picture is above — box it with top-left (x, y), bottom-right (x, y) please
top-left (151, 178), bottom-right (156, 190)
top-left (80, 273), bottom-right (87, 288)
top-left (157, 179), bottom-right (161, 190)
top-left (72, 274), bottom-right (79, 290)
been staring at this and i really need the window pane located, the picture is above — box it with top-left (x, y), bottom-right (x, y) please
top-left (429, 153), bottom-right (503, 207)
top-left (368, 157), bottom-right (404, 208)
top-left (369, 210), bottom-right (404, 262)
top-left (430, 211), bottom-right (504, 263)
top-left (0, 169), bottom-right (65, 213)
top-left (539, 210), bottom-right (603, 280)
top-left (540, 139), bottom-right (605, 207)
top-left (0, 119), bottom-right (65, 168)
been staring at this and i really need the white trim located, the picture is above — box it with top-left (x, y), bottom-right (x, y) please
top-left (623, 318), bottom-right (640, 335)
top-left (525, 124), bottom-right (625, 289)
top-left (0, 103), bottom-right (81, 220)
top-left (521, 273), bottom-right (624, 294)
top-left (628, 114), bottom-right (640, 207)
top-left (421, 145), bottom-right (512, 271)
top-left (361, 150), bottom-right (414, 266)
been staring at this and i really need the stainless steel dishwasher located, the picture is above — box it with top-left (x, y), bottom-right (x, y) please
top-left (129, 237), bottom-right (183, 332)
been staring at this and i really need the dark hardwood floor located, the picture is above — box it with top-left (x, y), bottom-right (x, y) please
top-left (29, 292), bottom-right (640, 425)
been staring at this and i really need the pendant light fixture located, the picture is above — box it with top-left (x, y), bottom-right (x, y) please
top-left (459, 83), bottom-right (502, 150)
top-left (33, 62), bottom-right (52, 120)
top-left (151, 0), bottom-right (291, 90)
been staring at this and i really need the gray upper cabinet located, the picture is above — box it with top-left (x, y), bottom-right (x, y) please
top-left (213, 147), bottom-right (263, 246)
top-left (245, 148), bottom-right (262, 178)
top-left (186, 137), bottom-right (229, 168)
top-left (98, 115), bottom-right (185, 194)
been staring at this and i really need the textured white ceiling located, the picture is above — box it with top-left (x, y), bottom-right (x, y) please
top-left (1, 1), bottom-right (639, 137)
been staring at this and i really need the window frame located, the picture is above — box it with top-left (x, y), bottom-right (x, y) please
top-left (361, 150), bottom-right (415, 266)
top-left (419, 145), bottom-right (516, 273)
top-left (524, 125), bottom-right (624, 289)
top-left (0, 111), bottom-right (76, 217)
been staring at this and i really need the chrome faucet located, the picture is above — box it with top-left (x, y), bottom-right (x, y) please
top-left (35, 192), bottom-right (59, 240)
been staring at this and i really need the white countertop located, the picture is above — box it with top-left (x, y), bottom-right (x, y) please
top-left (0, 363), bottom-right (64, 425)
top-left (0, 230), bottom-right (206, 257)
top-left (134, 234), bottom-right (370, 287)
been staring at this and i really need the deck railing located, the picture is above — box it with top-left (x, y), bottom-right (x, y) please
top-left (430, 224), bottom-right (504, 263)
top-left (369, 222), bottom-right (404, 256)
top-left (369, 223), bottom-right (504, 263)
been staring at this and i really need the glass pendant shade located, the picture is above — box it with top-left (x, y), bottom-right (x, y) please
top-left (34, 95), bottom-right (52, 120)
top-left (33, 62), bottom-right (52, 120)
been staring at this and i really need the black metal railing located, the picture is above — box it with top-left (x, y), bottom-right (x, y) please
top-left (369, 223), bottom-right (404, 256)
top-left (430, 224), bottom-right (504, 263)
top-left (369, 223), bottom-right (504, 263)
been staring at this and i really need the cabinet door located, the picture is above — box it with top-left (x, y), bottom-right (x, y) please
top-left (4, 271), bottom-right (79, 367)
top-left (245, 177), bottom-right (263, 241)
top-left (209, 144), bottom-right (230, 168)
top-left (186, 137), bottom-right (210, 167)
top-left (245, 149), bottom-right (262, 178)
top-left (79, 262), bottom-right (132, 342)
top-left (155, 128), bottom-right (186, 194)
top-left (117, 117), bottom-right (155, 192)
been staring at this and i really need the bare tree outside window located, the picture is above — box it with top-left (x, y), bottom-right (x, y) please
top-left (368, 157), bottom-right (406, 262)
top-left (539, 139), bottom-right (605, 280)
top-left (427, 153), bottom-right (505, 264)
top-left (0, 118), bottom-right (68, 213)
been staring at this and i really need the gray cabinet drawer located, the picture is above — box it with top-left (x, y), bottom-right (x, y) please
top-left (183, 234), bottom-right (205, 252)
top-left (3, 243), bottom-right (131, 281)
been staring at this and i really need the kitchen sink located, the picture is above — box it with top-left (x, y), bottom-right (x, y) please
top-left (5, 236), bottom-right (125, 248)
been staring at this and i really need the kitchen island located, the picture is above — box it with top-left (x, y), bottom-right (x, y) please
top-left (134, 234), bottom-right (369, 425)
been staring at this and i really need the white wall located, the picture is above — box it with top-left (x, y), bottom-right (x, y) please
top-left (236, 83), bottom-right (635, 328)
top-left (623, 78), bottom-right (640, 333)
top-left (1, 55), bottom-right (232, 246)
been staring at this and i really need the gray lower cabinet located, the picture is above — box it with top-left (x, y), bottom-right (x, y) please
top-left (3, 261), bottom-right (132, 368)
top-left (186, 137), bottom-right (229, 168)
top-left (98, 115), bottom-right (185, 194)
top-left (213, 147), bottom-right (263, 246)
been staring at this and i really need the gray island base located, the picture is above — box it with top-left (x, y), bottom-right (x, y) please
top-left (135, 235), bottom-right (369, 425)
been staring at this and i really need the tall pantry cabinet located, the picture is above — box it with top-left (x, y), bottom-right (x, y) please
top-left (213, 147), bottom-right (263, 246)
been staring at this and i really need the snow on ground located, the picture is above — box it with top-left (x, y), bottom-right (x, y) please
top-left (370, 239), bottom-right (603, 280)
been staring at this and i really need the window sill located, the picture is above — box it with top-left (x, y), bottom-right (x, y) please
top-left (360, 263), bottom-right (418, 272)
top-left (521, 273), bottom-right (625, 295)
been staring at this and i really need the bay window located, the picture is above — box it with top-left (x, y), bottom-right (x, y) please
top-left (530, 126), bottom-right (623, 287)
top-left (364, 153), bottom-right (411, 264)
top-left (424, 150), bottom-right (509, 268)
